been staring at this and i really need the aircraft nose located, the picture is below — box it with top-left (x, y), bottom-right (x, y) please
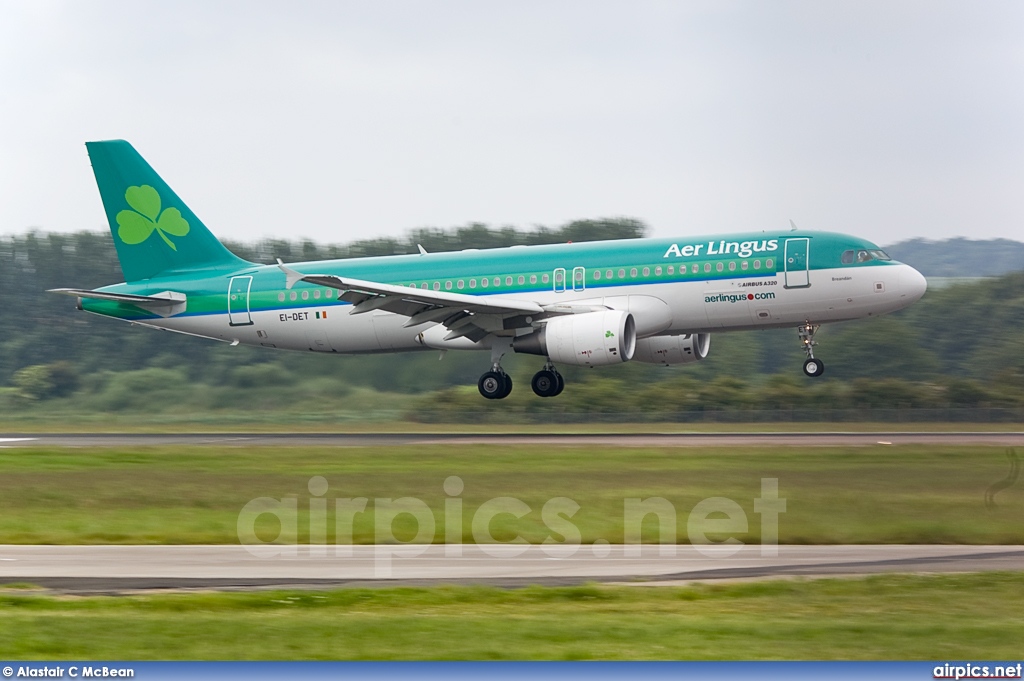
top-left (899, 265), bottom-right (928, 302)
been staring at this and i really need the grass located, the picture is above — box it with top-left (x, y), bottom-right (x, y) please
top-left (0, 444), bottom-right (1020, 544)
top-left (0, 574), bottom-right (1022, 659)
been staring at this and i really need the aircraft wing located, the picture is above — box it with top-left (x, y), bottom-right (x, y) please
top-left (49, 288), bottom-right (187, 317)
top-left (277, 261), bottom-right (557, 342)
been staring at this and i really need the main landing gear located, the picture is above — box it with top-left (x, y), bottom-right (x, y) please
top-left (478, 364), bottom-right (566, 399)
top-left (477, 341), bottom-right (565, 399)
top-left (531, 363), bottom-right (564, 398)
top-left (798, 322), bottom-right (825, 377)
top-left (478, 370), bottom-right (513, 400)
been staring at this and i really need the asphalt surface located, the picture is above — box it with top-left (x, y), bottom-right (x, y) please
top-left (2, 431), bottom-right (1023, 447)
top-left (1, 545), bottom-right (1022, 593)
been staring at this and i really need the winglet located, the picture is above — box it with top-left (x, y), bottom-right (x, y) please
top-left (417, 244), bottom-right (428, 255)
top-left (789, 220), bottom-right (798, 231)
top-left (276, 258), bottom-right (305, 290)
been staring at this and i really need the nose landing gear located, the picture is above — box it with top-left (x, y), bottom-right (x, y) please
top-left (798, 322), bottom-right (825, 377)
top-left (803, 358), bottom-right (824, 377)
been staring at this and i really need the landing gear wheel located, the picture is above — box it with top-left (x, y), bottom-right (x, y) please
top-left (497, 372), bottom-right (513, 399)
top-left (553, 372), bottom-right (565, 396)
top-left (531, 370), bottom-right (560, 397)
top-left (803, 358), bottom-right (825, 377)
top-left (797, 322), bottom-right (824, 378)
top-left (478, 371), bottom-right (512, 399)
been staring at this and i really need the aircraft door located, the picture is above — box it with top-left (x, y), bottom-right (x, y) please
top-left (228, 276), bottom-right (253, 326)
top-left (553, 268), bottom-right (567, 293)
top-left (784, 238), bottom-right (810, 288)
top-left (572, 267), bottom-right (586, 292)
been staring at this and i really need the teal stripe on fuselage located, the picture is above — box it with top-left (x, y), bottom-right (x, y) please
top-left (84, 230), bottom-right (895, 321)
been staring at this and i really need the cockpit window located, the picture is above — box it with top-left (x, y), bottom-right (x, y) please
top-left (855, 249), bottom-right (892, 263)
top-left (841, 250), bottom-right (855, 264)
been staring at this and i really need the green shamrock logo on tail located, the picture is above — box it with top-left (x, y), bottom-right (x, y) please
top-left (116, 185), bottom-right (190, 250)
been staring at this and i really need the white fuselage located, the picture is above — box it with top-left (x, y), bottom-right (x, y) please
top-left (131, 263), bottom-right (927, 355)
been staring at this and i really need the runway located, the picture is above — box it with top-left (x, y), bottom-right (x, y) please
top-left (1, 544), bottom-right (1022, 593)
top-left (2, 431), bottom-right (1023, 447)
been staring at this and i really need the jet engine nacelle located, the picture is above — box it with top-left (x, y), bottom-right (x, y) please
top-left (633, 333), bottom-right (710, 366)
top-left (514, 310), bottom-right (636, 367)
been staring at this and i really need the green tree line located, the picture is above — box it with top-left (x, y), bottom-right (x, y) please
top-left (886, 237), bottom-right (1024, 277)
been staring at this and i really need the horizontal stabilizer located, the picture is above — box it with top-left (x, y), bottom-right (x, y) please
top-left (49, 289), bottom-right (187, 318)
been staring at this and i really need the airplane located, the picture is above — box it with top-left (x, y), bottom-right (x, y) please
top-left (51, 140), bottom-right (928, 399)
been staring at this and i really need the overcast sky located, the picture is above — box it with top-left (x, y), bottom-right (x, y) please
top-left (1, 1), bottom-right (1022, 247)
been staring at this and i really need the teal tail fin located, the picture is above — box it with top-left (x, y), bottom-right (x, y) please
top-left (86, 140), bottom-right (252, 282)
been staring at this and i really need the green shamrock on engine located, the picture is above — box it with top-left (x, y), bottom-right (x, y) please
top-left (116, 185), bottom-right (190, 251)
